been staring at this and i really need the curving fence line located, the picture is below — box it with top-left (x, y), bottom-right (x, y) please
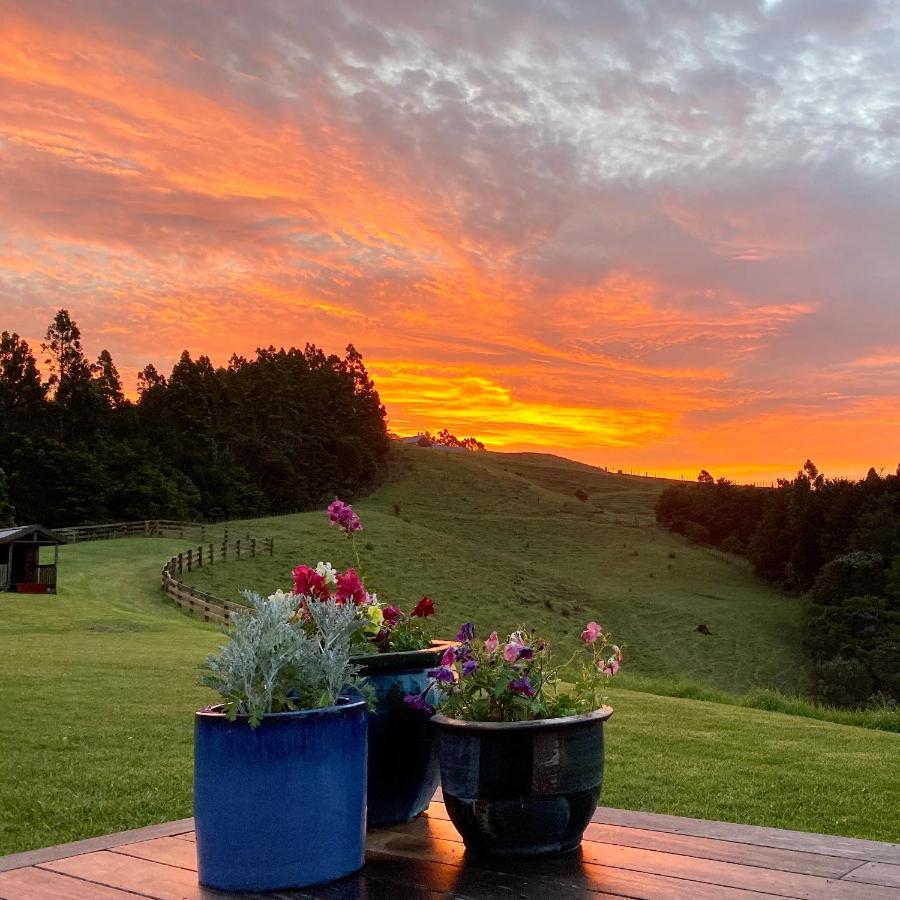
top-left (161, 533), bottom-right (274, 626)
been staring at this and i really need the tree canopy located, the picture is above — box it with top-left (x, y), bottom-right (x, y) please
top-left (1, 311), bottom-right (389, 526)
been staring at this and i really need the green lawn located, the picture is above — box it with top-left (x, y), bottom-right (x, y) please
top-left (0, 538), bottom-right (220, 855)
top-left (1, 449), bottom-right (898, 855)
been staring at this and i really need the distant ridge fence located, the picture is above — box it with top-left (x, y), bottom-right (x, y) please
top-left (161, 532), bottom-right (274, 626)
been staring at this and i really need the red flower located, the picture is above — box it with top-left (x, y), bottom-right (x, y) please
top-left (292, 565), bottom-right (328, 599)
top-left (383, 605), bottom-right (403, 626)
top-left (336, 568), bottom-right (366, 605)
top-left (411, 596), bottom-right (435, 618)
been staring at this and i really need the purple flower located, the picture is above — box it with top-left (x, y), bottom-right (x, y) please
top-left (382, 606), bottom-right (402, 626)
top-left (462, 659), bottom-right (479, 677)
top-left (427, 666), bottom-right (456, 684)
top-left (404, 693), bottom-right (435, 715)
top-left (455, 622), bottom-right (475, 642)
top-left (327, 499), bottom-right (362, 533)
top-left (581, 621), bottom-right (602, 644)
top-left (510, 675), bottom-right (536, 698)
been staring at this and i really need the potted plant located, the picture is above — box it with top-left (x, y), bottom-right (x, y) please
top-left (194, 592), bottom-right (368, 891)
top-left (405, 620), bottom-right (623, 856)
top-left (288, 499), bottom-right (452, 827)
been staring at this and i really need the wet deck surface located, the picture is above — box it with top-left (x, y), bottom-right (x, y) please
top-left (1, 799), bottom-right (898, 898)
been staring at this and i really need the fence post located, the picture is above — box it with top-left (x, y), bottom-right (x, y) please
top-left (222, 539), bottom-right (228, 562)
top-left (251, 538), bottom-right (256, 558)
top-left (186, 549), bottom-right (193, 572)
top-left (196, 545), bottom-right (203, 568)
top-left (177, 552), bottom-right (184, 575)
top-left (236, 539), bottom-right (242, 560)
top-left (209, 543), bottom-right (214, 565)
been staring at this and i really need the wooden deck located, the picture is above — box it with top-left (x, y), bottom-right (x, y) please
top-left (1, 799), bottom-right (898, 899)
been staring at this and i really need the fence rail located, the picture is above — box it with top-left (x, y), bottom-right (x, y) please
top-left (160, 534), bottom-right (274, 625)
top-left (55, 520), bottom-right (213, 544)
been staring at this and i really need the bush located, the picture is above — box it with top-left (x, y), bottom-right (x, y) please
top-left (684, 521), bottom-right (710, 545)
top-left (809, 658), bottom-right (874, 707)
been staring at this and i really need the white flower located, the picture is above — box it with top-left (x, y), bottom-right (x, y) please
top-left (267, 589), bottom-right (293, 602)
top-left (315, 561), bottom-right (338, 586)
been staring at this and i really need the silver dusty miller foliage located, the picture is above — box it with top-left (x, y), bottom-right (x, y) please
top-left (200, 591), bottom-right (366, 726)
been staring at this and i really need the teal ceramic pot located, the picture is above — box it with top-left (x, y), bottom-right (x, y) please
top-left (354, 640), bottom-right (455, 827)
top-left (194, 697), bottom-right (367, 891)
top-left (432, 706), bottom-right (613, 856)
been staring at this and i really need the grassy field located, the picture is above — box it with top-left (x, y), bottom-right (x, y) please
top-left (2, 448), bottom-right (898, 855)
top-left (187, 446), bottom-right (805, 696)
top-left (0, 539), bottom-right (221, 855)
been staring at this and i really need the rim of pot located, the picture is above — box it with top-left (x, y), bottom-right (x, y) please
top-left (351, 639), bottom-right (458, 670)
top-left (431, 705), bottom-right (613, 732)
top-left (196, 695), bottom-right (367, 721)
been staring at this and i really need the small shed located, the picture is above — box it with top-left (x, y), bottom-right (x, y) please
top-left (0, 525), bottom-right (64, 594)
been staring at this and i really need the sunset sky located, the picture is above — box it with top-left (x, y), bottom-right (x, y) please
top-left (2, 1), bottom-right (899, 481)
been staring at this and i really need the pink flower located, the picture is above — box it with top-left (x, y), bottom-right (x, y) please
top-left (581, 622), bottom-right (602, 644)
top-left (335, 568), bottom-right (366, 605)
top-left (503, 633), bottom-right (533, 663)
top-left (292, 565), bottom-right (328, 598)
top-left (484, 631), bottom-right (499, 653)
top-left (600, 657), bottom-right (620, 677)
top-left (440, 647), bottom-right (456, 667)
top-left (327, 499), bottom-right (362, 534)
top-left (383, 606), bottom-right (402, 626)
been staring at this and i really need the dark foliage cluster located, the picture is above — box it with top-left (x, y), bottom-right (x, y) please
top-left (421, 428), bottom-right (486, 451)
top-left (1, 310), bottom-right (390, 527)
top-left (656, 462), bottom-right (900, 706)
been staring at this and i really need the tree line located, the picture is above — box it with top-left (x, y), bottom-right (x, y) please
top-left (0, 310), bottom-right (390, 527)
top-left (655, 462), bottom-right (900, 707)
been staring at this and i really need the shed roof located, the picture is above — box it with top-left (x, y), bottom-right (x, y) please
top-left (0, 524), bottom-right (65, 545)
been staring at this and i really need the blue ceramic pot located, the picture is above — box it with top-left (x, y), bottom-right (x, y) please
top-left (354, 641), bottom-right (454, 827)
top-left (433, 706), bottom-right (613, 856)
top-left (194, 697), bottom-right (367, 891)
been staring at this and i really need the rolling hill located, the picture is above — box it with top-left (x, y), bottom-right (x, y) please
top-left (186, 445), bottom-right (806, 696)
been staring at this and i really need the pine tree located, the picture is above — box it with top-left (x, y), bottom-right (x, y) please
top-left (95, 349), bottom-right (125, 408)
top-left (42, 309), bottom-right (95, 399)
top-left (0, 331), bottom-right (46, 417)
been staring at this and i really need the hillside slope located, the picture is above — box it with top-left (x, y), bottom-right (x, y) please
top-left (187, 445), bottom-right (805, 695)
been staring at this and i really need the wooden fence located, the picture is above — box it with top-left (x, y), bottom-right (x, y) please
top-left (160, 533), bottom-right (275, 626)
top-left (55, 520), bottom-right (212, 544)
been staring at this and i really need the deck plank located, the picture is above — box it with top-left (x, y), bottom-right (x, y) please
top-left (844, 863), bottom-right (900, 889)
top-left (591, 807), bottom-right (900, 865)
top-left (0, 866), bottom-right (140, 900)
top-left (111, 836), bottom-right (198, 871)
top-left (367, 826), bottom-right (781, 899)
top-left (0, 818), bottom-right (195, 873)
top-left (41, 851), bottom-right (208, 900)
top-left (423, 803), bottom-right (861, 878)
top-left (378, 816), bottom-right (900, 899)
top-left (2, 798), bottom-right (897, 899)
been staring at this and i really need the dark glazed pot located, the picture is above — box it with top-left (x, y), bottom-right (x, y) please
top-left (194, 697), bottom-right (367, 891)
top-left (353, 640), bottom-right (455, 827)
top-left (432, 706), bottom-right (613, 856)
